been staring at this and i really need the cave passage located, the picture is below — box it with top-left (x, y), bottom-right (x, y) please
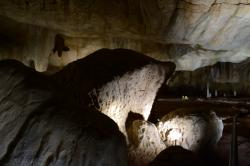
top-left (0, 0), bottom-right (250, 166)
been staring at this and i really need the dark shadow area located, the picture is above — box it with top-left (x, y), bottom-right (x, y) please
top-left (53, 34), bottom-right (69, 57)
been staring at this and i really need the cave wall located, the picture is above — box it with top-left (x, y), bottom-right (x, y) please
top-left (0, 59), bottom-right (128, 166)
top-left (167, 58), bottom-right (250, 97)
top-left (1, 0), bottom-right (250, 71)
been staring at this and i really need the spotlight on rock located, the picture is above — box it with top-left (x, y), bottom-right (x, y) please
top-left (157, 109), bottom-right (223, 152)
top-left (168, 129), bottom-right (182, 145)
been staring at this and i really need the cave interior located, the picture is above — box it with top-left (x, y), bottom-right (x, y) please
top-left (0, 0), bottom-right (249, 166)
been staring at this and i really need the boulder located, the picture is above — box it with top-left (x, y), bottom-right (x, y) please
top-left (127, 120), bottom-right (166, 166)
top-left (157, 109), bottom-right (223, 152)
top-left (53, 48), bottom-right (176, 137)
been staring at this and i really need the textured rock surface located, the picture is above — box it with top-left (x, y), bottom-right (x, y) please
top-left (167, 59), bottom-right (250, 97)
top-left (52, 48), bottom-right (176, 137)
top-left (127, 120), bottom-right (166, 166)
top-left (1, 1), bottom-right (250, 71)
top-left (0, 60), bottom-right (127, 166)
top-left (0, 16), bottom-right (55, 72)
top-left (157, 109), bottom-right (223, 152)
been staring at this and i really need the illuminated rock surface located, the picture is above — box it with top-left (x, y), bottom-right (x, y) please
top-left (127, 120), bottom-right (166, 166)
top-left (0, 60), bottom-right (127, 166)
top-left (157, 109), bottom-right (223, 152)
top-left (53, 48), bottom-right (176, 137)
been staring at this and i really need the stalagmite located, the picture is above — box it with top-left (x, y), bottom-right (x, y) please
top-left (206, 82), bottom-right (212, 98)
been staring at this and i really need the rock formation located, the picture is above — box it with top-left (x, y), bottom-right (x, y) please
top-left (0, 0), bottom-right (249, 165)
top-left (52, 48), bottom-right (176, 137)
top-left (0, 59), bottom-right (127, 166)
top-left (157, 109), bottom-right (223, 152)
top-left (167, 59), bottom-right (250, 97)
top-left (127, 120), bottom-right (166, 166)
top-left (0, 1), bottom-right (250, 72)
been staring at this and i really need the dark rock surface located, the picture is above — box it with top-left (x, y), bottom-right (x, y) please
top-left (149, 146), bottom-right (204, 166)
top-left (216, 133), bottom-right (250, 166)
top-left (0, 59), bottom-right (127, 166)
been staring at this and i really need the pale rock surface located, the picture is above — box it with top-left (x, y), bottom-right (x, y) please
top-left (157, 110), bottom-right (224, 152)
top-left (1, 1), bottom-right (250, 71)
top-left (127, 120), bottom-right (166, 166)
top-left (97, 63), bottom-right (168, 136)
top-left (0, 16), bottom-right (55, 72)
top-left (53, 48), bottom-right (176, 138)
top-left (0, 59), bottom-right (127, 166)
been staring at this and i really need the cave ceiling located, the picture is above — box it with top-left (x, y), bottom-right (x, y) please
top-left (0, 0), bottom-right (250, 71)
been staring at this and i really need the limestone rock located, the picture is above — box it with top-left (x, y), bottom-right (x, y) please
top-left (0, 16), bottom-right (55, 72)
top-left (167, 59), bottom-right (250, 97)
top-left (127, 120), bottom-right (166, 166)
top-left (1, 0), bottom-right (250, 51)
top-left (52, 48), bottom-right (176, 136)
top-left (167, 0), bottom-right (250, 51)
top-left (1, 1), bottom-right (250, 71)
top-left (157, 109), bottom-right (223, 152)
top-left (0, 59), bottom-right (127, 166)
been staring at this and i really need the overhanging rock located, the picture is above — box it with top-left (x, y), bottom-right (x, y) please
top-left (53, 48), bottom-right (176, 137)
